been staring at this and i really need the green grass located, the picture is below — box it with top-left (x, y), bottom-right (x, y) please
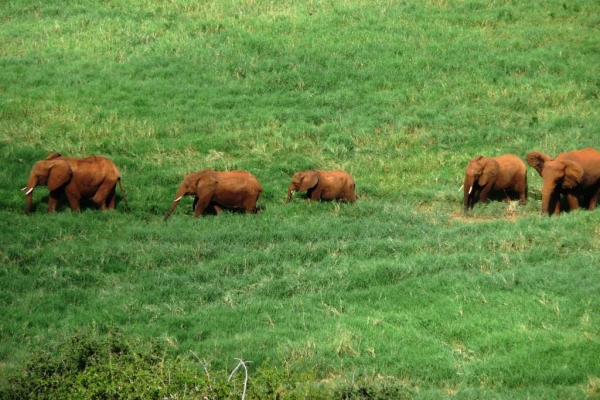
top-left (1, 0), bottom-right (600, 397)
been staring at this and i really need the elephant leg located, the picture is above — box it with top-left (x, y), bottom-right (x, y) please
top-left (519, 185), bottom-right (527, 205)
top-left (48, 191), bottom-right (62, 213)
top-left (519, 192), bottom-right (527, 204)
top-left (91, 194), bottom-right (107, 210)
top-left (106, 186), bottom-right (117, 210)
top-left (566, 194), bottom-right (579, 212)
top-left (64, 191), bottom-right (81, 211)
top-left (478, 184), bottom-right (493, 203)
top-left (107, 195), bottom-right (115, 209)
top-left (213, 204), bottom-right (223, 214)
top-left (521, 178), bottom-right (528, 204)
top-left (193, 196), bottom-right (211, 218)
top-left (586, 188), bottom-right (600, 210)
top-left (550, 196), bottom-right (561, 215)
top-left (347, 190), bottom-right (356, 203)
top-left (94, 182), bottom-right (117, 210)
top-left (243, 195), bottom-right (258, 213)
top-left (309, 187), bottom-right (323, 201)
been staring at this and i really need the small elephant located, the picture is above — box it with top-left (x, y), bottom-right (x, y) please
top-left (463, 154), bottom-right (527, 210)
top-left (526, 148), bottom-right (600, 215)
top-left (164, 170), bottom-right (262, 220)
top-left (287, 170), bottom-right (356, 203)
top-left (24, 152), bottom-right (126, 214)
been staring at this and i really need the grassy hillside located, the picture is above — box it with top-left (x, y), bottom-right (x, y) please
top-left (1, 0), bottom-right (599, 397)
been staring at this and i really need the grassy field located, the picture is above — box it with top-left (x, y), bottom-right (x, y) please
top-left (1, 0), bottom-right (600, 397)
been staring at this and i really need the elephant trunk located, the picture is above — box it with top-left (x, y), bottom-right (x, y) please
top-left (25, 192), bottom-right (33, 214)
top-left (463, 176), bottom-right (474, 210)
top-left (287, 185), bottom-right (295, 203)
top-left (23, 176), bottom-right (37, 214)
top-left (164, 196), bottom-right (183, 221)
top-left (164, 187), bottom-right (186, 221)
top-left (541, 182), bottom-right (557, 215)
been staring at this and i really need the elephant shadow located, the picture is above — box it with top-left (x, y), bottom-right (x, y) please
top-left (302, 190), bottom-right (354, 203)
top-left (191, 198), bottom-right (263, 216)
top-left (33, 194), bottom-right (127, 213)
top-left (552, 194), bottom-right (588, 213)
top-left (472, 188), bottom-right (524, 207)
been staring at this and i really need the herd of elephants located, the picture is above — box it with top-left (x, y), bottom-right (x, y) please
top-left (22, 148), bottom-right (600, 218)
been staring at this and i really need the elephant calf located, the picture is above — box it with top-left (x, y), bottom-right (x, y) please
top-left (287, 170), bottom-right (356, 203)
top-left (164, 170), bottom-right (262, 220)
top-left (526, 148), bottom-right (600, 215)
top-left (463, 154), bottom-right (527, 210)
top-left (24, 152), bottom-right (127, 214)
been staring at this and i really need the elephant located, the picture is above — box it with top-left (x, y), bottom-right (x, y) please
top-left (23, 152), bottom-right (127, 214)
top-left (526, 148), bottom-right (600, 215)
top-left (463, 154), bottom-right (527, 210)
top-left (287, 170), bottom-right (356, 203)
top-left (163, 170), bottom-right (262, 220)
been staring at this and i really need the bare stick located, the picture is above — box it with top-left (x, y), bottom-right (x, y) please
top-left (189, 350), bottom-right (211, 381)
top-left (228, 358), bottom-right (252, 400)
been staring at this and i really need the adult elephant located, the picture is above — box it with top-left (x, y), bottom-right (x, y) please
top-left (164, 170), bottom-right (262, 220)
top-left (526, 148), bottom-right (600, 215)
top-left (463, 154), bottom-right (527, 210)
top-left (287, 170), bottom-right (356, 203)
top-left (23, 152), bottom-right (127, 214)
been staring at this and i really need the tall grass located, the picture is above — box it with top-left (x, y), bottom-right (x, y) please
top-left (1, 0), bottom-right (599, 397)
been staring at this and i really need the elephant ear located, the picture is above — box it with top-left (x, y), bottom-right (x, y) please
top-left (478, 159), bottom-right (499, 186)
top-left (469, 155), bottom-right (484, 163)
top-left (45, 152), bottom-right (62, 160)
top-left (562, 160), bottom-right (584, 189)
top-left (47, 160), bottom-right (72, 191)
top-left (298, 171), bottom-right (319, 192)
top-left (196, 172), bottom-right (218, 199)
top-left (526, 151), bottom-right (552, 177)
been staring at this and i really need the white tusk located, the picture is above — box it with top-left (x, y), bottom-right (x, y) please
top-left (468, 186), bottom-right (472, 195)
top-left (21, 186), bottom-right (27, 191)
top-left (25, 188), bottom-right (34, 195)
top-left (174, 196), bottom-right (183, 202)
top-left (458, 184), bottom-right (463, 192)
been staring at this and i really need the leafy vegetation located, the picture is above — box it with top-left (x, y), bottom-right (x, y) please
top-left (1, 0), bottom-right (599, 397)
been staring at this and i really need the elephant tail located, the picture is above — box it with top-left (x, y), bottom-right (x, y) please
top-left (118, 177), bottom-right (129, 211)
top-left (255, 189), bottom-right (263, 214)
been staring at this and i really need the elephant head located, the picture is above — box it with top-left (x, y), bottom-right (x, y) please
top-left (287, 170), bottom-right (319, 202)
top-left (164, 171), bottom-right (218, 221)
top-left (527, 151), bottom-right (584, 214)
top-left (23, 157), bottom-right (73, 214)
top-left (463, 156), bottom-right (499, 209)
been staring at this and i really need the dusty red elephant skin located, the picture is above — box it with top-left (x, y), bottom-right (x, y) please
top-left (287, 170), bottom-right (356, 203)
top-left (164, 170), bottom-right (262, 220)
top-left (527, 148), bottom-right (600, 215)
top-left (24, 152), bottom-right (126, 214)
top-left (463, 154), bottom-right (527, 210)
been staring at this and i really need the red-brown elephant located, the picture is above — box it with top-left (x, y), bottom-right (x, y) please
top-left (526, 148), bottom-right (600, 215)
top-left (463, 154), bottom-right (527, 210)
top-left (164, 170), bottom-right (262, 220)
top-left (24, 152), bottom-right (126, 214)
top-left (287, 170), bottom-right (356, 203)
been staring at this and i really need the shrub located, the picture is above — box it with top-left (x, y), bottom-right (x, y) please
top-left (1, 327), bottom-right (236, 399)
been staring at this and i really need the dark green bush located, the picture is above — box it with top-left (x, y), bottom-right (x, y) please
top-left (1, 327), bottom-right (236, 399)
top-left (2, 327), bottom-right (423, 399)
